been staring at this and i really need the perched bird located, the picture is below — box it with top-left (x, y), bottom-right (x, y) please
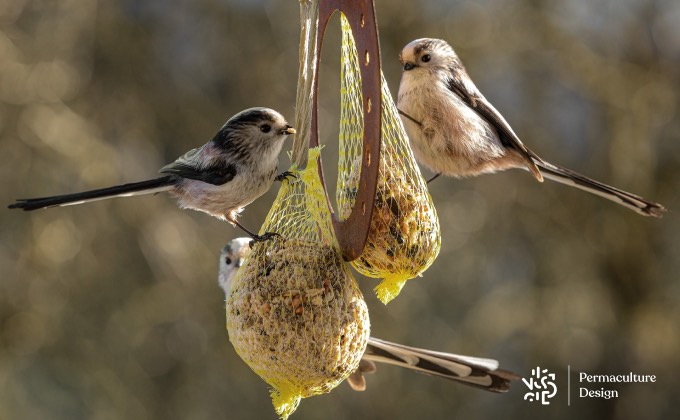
top-left (218, 238), bottom-right (519, 392)
top-left (9, 107), bottom-right (296, 240)
top-left (397, 38), bottom-right (665, 217)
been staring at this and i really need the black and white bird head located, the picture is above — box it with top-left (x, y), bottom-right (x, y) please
top-left (218, 237), bottom-right (252, 295)
top-left (212, 107), bottom-right (296, 164)
top-left (399, 38), bottom-right (464, 76)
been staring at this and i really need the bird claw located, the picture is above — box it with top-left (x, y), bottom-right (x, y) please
top-left (249, 231), bottom-right (281, 247)
top-left (275, 171), bottom-right (296, 182)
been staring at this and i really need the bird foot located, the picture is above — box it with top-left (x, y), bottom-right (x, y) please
top-left (249, 231), bottom-right (281, 247)
top-left (275, 171), bottom-right (296, 182)
top-left (426, 173), bottom-right (441, 183)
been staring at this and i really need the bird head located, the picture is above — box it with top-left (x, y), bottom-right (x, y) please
top-left (218, 237), bottom-right (252, 295)
top-left (399, 38), bottom-right (460, 74)
top-left (213, 107), bottom-right (295, 163)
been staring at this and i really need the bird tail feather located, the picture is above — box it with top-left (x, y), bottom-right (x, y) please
top-left (8, 176), bottom-right (175, 211)
top-left (533, 160), bottom-right (665, 218)
top-left (359, 337), bottom-right (519, 393)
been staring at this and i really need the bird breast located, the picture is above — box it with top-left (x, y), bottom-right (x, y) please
top-left (398, 76), bottom-right (507, 177)
top-left (173, 166), bottom-right (276, 220)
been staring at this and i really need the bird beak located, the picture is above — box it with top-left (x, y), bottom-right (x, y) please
top-left (403, 62), bottom-right (416, 71)
top-left (281, 125), bottom-right (296, 136)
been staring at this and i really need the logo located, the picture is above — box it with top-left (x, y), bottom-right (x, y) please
top-left (523, 366), bottom-right (557, 405)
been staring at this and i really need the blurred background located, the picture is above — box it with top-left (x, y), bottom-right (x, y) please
top-left (1, 0), bottom-right (679, 419)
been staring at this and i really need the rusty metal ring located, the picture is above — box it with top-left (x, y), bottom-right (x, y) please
top-left (309, 0), bottom-right (382, 261)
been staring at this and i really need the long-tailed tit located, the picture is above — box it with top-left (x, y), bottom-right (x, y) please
top-left (9, 107), bottom-right (296, 240)
top-left (397, 38), bottom-right (665, 217)
top-left (218, 238), bottom-right (518, 392)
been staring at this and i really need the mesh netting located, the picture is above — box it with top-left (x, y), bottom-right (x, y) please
top-left (227, 4), bottom-right (440, 417)
top-left (336, 15), bottom-right (441, 304)
top-left (226, 148), bottom-right (370, 420)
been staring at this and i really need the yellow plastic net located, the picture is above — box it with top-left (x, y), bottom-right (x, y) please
top-left (336, 15), bottom-right (441, 304)
top-left (226, 148), bottom-right (370, 420)
top-left (227, 3), bottom-right (440, 417)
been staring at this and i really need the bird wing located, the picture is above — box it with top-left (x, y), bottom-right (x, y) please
top-left (160, 147), bottom-right (237, 186)
top-left (446, 76), bottom-right (544, 181)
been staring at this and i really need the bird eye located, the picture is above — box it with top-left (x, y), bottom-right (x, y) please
top-left (260, 124), bottom-right (271, 133)
top-left (225, 257), bottom-right (233, 265)
top-left (421, 54), bottom-right (431, 63)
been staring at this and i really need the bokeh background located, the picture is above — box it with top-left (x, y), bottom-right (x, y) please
top-left (2, 0), bottom-right (679, 419)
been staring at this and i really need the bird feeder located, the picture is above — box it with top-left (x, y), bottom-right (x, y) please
top-left (293, 0), bottom-right (382, 262)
